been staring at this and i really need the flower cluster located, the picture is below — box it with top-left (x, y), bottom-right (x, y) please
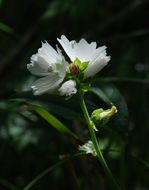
top-left (27, 35), bottom-right (110, 97)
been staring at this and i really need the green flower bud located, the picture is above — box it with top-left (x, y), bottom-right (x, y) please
top-left (91, 106), bottom-right (118, 126)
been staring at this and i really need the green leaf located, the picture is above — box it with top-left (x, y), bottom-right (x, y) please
top-left (139, 159), bottom-right (149, 169)
top-left (97, 77), bottom-right (149, 84)
top-left (133, 155), bottom-right (149, 170)
top-left (90, 80), bottom-right (128, 129)
top-left (10, 97), bottom-right (82, 120)
top-left (0, 0), bottom-right (3, 7)
top-left (30, 104), bottom-right (78, 139)
top-left (22, 159), bottom-right (65, 190)
top-left (0, 22), bottom-right (14, 34)
top-left (22, 152), bottom-right (83, 190)
top-left (42, 1), bottom-right (60, 19)
top-left (90, 87), bottom-right (112, 105)
top-left (0, 178), bottom-right (17, 190)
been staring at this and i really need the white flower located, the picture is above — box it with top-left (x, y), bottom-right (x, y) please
top-left (59, 80), bottom-right (77, 96)
top-left (27, 41), bottom-right (66, 95)
top-left (79, 141), bottom-right (97, 156)
top-left (57, 35), bottom-right (110, 78)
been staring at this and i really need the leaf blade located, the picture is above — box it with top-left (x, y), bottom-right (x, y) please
top-left (30, 104), bottom-right (78, 139)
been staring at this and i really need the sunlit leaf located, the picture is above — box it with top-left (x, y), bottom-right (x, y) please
top-left (30, 104), bottom-right (78, 139)
top-left (10, 96), bottom-right (82, 120)
top-left (90, 80), bottom-right (128, 129)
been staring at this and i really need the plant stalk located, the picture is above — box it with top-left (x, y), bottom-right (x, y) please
top-left (79, 94), bottom-right (121, 190)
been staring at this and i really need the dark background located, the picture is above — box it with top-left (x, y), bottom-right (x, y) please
top-left (0, 0), bottom-right (149, 189)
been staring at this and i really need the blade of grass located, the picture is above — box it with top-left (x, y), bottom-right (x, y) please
top-left (0, 0), bottom-right (3, 7)
top-left (22, 160), bottom-right (65, 190)
top-left (22, 153), bottom-right (83, 190)
top-left (0, 178), bottom-right (17, 190)
top-left (0, 22), bottom-right (14, 34)
top-left (98, 77), bottom-right (149, 84)
top-left (30, 104), bottom-right (78, 139)
top-left (133, 156), bottom-right (149, 169)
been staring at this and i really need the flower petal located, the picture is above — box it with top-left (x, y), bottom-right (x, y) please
top-left (84, 55), bottom-right (110, 78)
top-left (57, 35), bottom-right (105, 63)
top-left (57, 35), bottom-right (76, 62)
top-left (72, 39), bottom-right (97, 62)
top-left (31, 74), bottom-right (63, 95)
top-left (55, 46), bottom-right (67, 78)
top-left (27, 55), bottom-right (50, 76)
top-left (59, 80), bottom-right (77, 96)
top-left (89, 46), bottom-right (107, 63)
top-left (28, 41), bottom-right (66, 77)
top-left (38, 41), bottom-right (61, 63)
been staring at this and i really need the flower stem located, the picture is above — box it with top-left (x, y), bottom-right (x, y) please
top-left (79, 93), bottom-right (121, 190)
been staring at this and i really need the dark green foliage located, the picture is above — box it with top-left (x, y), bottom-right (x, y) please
top-left (0, 0), bottom-right (149, 189)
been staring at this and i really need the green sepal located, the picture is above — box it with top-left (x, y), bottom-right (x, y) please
top-left (79, 82), bottom-right (91, 93)
top-left (74, 58), bottom-right (89, 71)
top-left (74, 58), bottom-right (81, 65)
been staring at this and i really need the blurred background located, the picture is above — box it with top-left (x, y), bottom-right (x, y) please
top-left (0, 0), bottom-right (149, 189)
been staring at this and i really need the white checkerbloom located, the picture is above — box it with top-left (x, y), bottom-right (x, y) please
top-left (27, 42), bottom-right (67, 95)
top-left (57, 35), bottom-right (110, 78)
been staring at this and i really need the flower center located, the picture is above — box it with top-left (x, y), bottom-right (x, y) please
top-left (48, 65), bottom-right (53, 72)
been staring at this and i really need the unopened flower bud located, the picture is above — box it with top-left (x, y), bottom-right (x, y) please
top-left (69, 63), bottom-right (80, 75)
top-left (91, 106), bottom-right (118, 125)
top-left (59, 80), bottom-right (77, 97)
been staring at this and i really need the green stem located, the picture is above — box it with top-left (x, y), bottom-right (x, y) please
top-left (79, 93), bottom-right (121, 190)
